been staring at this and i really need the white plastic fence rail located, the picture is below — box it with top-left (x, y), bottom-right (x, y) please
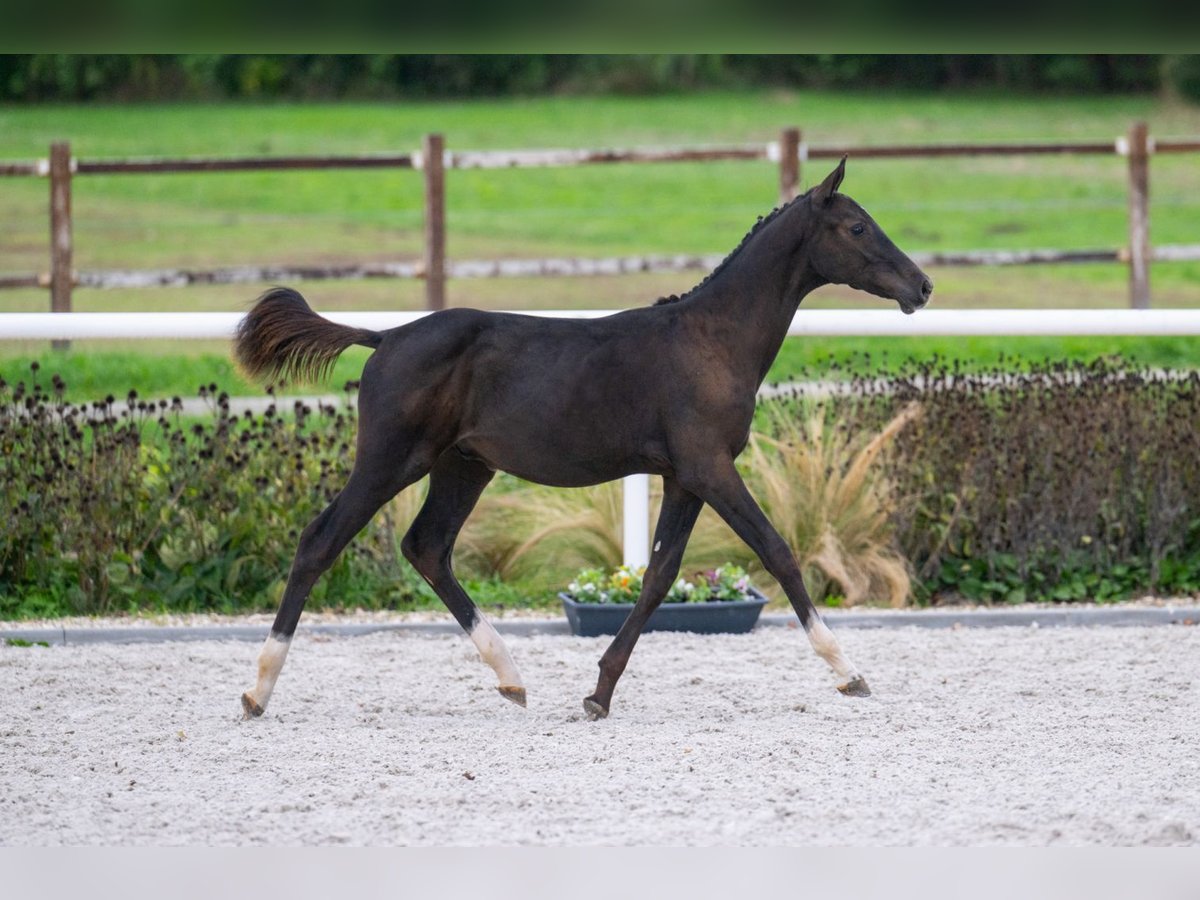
top-left (8, 308), bottom-right (1200, 341)
top-left (6, 307), bottom-right (1200, 568)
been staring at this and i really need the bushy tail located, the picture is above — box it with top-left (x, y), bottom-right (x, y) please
top-left (235, 287), bottom-right (382, 384)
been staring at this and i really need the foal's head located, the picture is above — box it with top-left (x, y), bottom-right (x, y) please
top-left (805, 158), bottom-right (933, 314)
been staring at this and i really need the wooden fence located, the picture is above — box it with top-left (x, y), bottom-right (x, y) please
top-left (3, 123), bottom-right (1200, 319)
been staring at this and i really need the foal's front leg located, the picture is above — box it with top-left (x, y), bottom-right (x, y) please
top-left (584, 478), bottom-right (703, 719)
top-left (685, 459), bottom-right (870, 698)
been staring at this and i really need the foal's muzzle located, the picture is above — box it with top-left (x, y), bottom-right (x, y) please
top-left (899, 277), bottom-right (934, 315)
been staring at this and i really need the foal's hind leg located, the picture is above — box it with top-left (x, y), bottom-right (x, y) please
top-left (241, 461), bottom-right (423, 718)
top-left (584, 477), bottom-right (704, 719)
top-left (401, 452), bottom-right (526, 707)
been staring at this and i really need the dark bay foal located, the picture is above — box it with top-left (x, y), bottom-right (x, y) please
top-left (237, 159), bottom-right (931, 720)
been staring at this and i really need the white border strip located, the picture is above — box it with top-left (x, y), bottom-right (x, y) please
top-left (6, 308), bottom-right (1200, 341)
top-left (4, 604), bottom-right (1198, 646)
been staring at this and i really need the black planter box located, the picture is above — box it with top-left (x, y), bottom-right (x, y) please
top-left (559, 589), bottom-right (768, 637)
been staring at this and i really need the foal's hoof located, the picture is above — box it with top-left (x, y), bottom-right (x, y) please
top-left (497, 685), bottom-right (527, 708)
top-left (582, 698), bottom-right (608, 720)
top-left (240, 692), bottom-right (264, 719)
top-left (837, 676), bottom-right (872, 698)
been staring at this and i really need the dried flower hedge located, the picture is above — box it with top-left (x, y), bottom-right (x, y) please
top-left (843, 359), bottom-right (1200, 602)
top-left (0, 372), bottom-right (427, 617)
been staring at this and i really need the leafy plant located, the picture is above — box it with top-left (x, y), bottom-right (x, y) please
top-left (1163, 55), bottom-right (1200, 104)
top-left (566, 563), bottom-right (758, 604)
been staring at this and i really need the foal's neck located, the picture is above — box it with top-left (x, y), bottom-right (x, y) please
top-left (685, 198), bottom-right (825, 385)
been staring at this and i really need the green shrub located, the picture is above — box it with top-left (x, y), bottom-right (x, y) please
top-left (862, 359), bottom-right (1200, 603)
top-left (6, 357), bottom-right (1200, 617)
top-left (0, 54), bottom-right (1168, 102)
top-left (1163, 55), bottom-right (1200, 104)
top-left (0, 368), bottom-right (432, 616)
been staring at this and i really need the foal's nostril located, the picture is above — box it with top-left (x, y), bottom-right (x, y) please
top-left (921, 279), bottom-right (933, 299)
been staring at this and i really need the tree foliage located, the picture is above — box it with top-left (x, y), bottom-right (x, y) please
top-left (0, 54), bottom-right (1170, 103)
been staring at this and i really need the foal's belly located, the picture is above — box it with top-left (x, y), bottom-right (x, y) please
top-left (499, 458), bottom-right (669, 489)
top-left (455, 430), bottom-right (671, 489)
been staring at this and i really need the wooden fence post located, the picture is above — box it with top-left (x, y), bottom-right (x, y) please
top-left (49, 141), bottom-right (73, 349)
top-left (779, 127), bottom-right (801, 205)
top-left (423, 133), bottom-right (446, 311)
top-left (1127, 121), bottom-right (1151, 309)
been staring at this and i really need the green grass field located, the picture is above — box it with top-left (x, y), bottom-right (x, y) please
top-left (2, 89), bottom-right (1200, 398)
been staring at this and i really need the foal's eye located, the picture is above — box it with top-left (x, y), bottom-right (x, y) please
top-left (850, 223), bottom-right (865, 236)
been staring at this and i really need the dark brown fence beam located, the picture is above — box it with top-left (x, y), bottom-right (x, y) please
top-left (911, 248), bottom-right (1121, 266)
top-left (0, 274), bottom-right (44, 289)
top-left (448, 146), bottom-right (767, 169)
top-left (1155, 140), bottom-right (1200, 153)
top-left (70, 262), bottom-right (423, 289)
top-left (10, 136), bottom-right (1200, 183)
top-left (49, 141), bottom-right (72, 350)
top-left (59, 141), bottom-right (1126, 176)
top-left (808, 141), bottom-right (1118, 159)
top-left (0, 161), bottom-right (43, 176)
top-left (1127, 121), bottom-right (1151, 309)
top-left (74, 154), bottom-right (416, 175)
top-left (423, 134), bottom-right (446, 311)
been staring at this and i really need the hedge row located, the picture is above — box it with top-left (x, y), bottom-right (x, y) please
top-left (0, 54), bottom-right (1191, 103)
top-left (3, 359), bottom-right (1199, 617)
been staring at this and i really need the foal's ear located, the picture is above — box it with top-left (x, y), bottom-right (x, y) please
top-left (813, 156), bottom-right (847, 206)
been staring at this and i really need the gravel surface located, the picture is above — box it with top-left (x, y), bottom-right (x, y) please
top-left (2, 624), bottom-right (1198, 846)
top-left (0, 607), bottom-right (555, 632)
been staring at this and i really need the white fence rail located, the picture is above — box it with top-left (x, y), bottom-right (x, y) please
top-left (5, 307), bottom-right (1200, 567)
top-left (8, 307), bottom-right (1200, 341)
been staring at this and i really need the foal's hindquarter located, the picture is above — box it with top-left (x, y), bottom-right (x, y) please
top-left (241, 159), bottom-right (930, 719)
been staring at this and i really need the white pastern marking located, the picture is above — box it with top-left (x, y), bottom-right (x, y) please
top-left (805, 617), bottom-right (858, 683)
top-left (469, 618), bottom-right (524, 690)
top-left (247, 634), bottom-right (291, 710)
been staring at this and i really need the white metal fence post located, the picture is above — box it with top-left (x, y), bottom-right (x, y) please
top-left (622, 473), bottom-right (651, 569)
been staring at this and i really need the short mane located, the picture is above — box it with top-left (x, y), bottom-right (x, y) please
top-left (654, 187), bottom-right (813, 306)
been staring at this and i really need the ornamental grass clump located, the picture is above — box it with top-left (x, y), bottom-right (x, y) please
top-left (695, 399), bottom-right (918, 607)
top-left (460, 480), bottom-right (631, 581)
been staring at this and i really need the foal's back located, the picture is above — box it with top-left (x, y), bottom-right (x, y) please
top-left (358, 305), bottom-right (694, 486)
